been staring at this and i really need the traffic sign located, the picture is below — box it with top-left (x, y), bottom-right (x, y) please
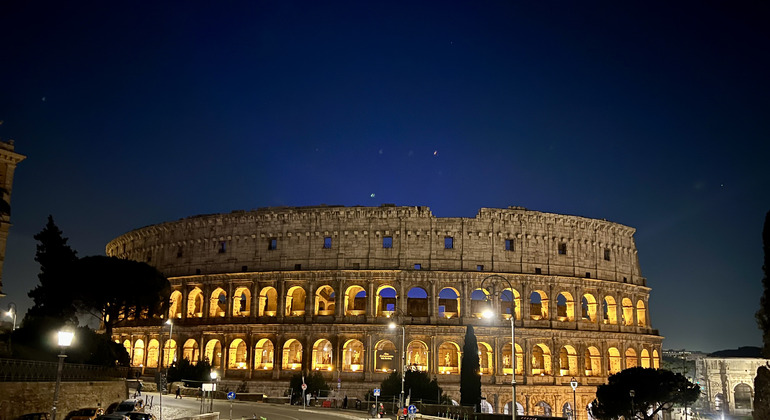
top-left (373, 388), bottom-right (381, 397)
top-left (301, 383), bottom-right (308, 391)
top-left (408, 405), bottom-right (417, 414)
top-left (227, 391), bottom-right (236, 400)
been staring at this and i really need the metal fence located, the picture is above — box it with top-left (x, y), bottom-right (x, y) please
top-left (0, 358), bottom-right (129, 382)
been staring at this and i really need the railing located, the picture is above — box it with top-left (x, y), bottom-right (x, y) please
top-left (0, 358), bottom-right (130, 382)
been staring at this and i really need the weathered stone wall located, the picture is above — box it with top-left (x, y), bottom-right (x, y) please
top-left (702, 357), bottom-right (769, 416)
top-left (0, 380), bottom-right (126, 420)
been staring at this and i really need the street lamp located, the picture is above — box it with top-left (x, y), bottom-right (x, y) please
top-left (52, 329), bottom-right (74, 420)
top-left (629, 389), bottom-right (635, 420)
top-left (209, 370), bottom-right (218, 413)
top-left (389, 320), bottom-right (406, 419)
top-left (480, 274), bottom-right (517, 420)
top-left (160, 319), bottom-right (173, 420)
top-left (6, 302), bottom-right (16, 330)
top-left (569, 377), bottom-right (578, 420)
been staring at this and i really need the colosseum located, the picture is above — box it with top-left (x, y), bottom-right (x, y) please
top-left (106, 205), bottom-right (662, 418)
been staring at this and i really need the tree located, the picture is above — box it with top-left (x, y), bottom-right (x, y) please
top-left (380, 369), bottom-right (445, 404)
top-left (168, 358), bottom-right (213, 383)
top-left (289, 372), bottom-right (330, 403)
top-left (590, 367), bottom-right (699, 420)
top-left (460, 325), bottom-right (481, 411)
top-left (71, 255), bottom-right (171, 336)
top-left (756, 211), bottom-right (770, 416)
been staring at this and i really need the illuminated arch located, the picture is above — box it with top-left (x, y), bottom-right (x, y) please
top-left (530, 290), bottom-right (549, 320)
top-left (652, 349), bottom-right (660, 369)
top-left (123, 340), bottom-right (131, 359)
top-left (315, 285), bottom-right (336, 316)
top-left (258, 287), bottom-right (277, 316)
top-left (376, 285), bottom-right (397, 317)
top-left (559, 345), bottom-right (578, 376)
top-left (209, 288), bottom-right (227, 318)
top-left (641, 349), bottom-right (651, 368)
top-left (534, 401), bottom-right (552, 416)
top-left (406, 287), bottom-right (429, 317)
top-left (254, 338), bottom-right (274, 370)
top-left (581, 293), bottom-right (598, 322)
top-left (478, 342), bottom-right (493, 375)
top-left (147, 339), bottom-right (160, 368)
top-left (470, 288), bottom-right (489, 319)
top-left (374, 339), bottom-right (397, 373)
top-left (285, 286), bottom-right (306, 316)
top-left (557, 292), bottom-right (575, 321)
top-left (232, 287), bottom-right (251, 317)
top-left (132, 339), bottom-right (145, 367)
top-left (621, 298), bottom-right (634, 326)
top-left (438, 287), bottom-right (460, 319)
top-left (342, 339), bottom-right (365, 372)
top-left (183, 339), bottom-right (199, 364)
top-left (228, 339), bottom-right (248, 369)
top-left (205, 339), bottom-right (222, 368)
top-left (501, 342), bottom-right (523, 375)
top-left (187, 287), bottom-right (204, 318)
top-left (608, 347), bottom-right (621, 374)
top-left (169, 290), bottom-right (183, 319)
top-left (584, 346), bottom-right (601, 376)
top-left (636, 300), bottom-right (647, 327)
top-left (407, 340), bottom-right (429, 371)
top-left (344, 285), bottom-right (367, 316)
top-left (438, 341), bottom-right (460, 374)
top-left (162, 339), bottom-right (177, 368)
top-left (312, 339), bottom-right (333, 371)
top-left (531, 343), bottom-right (552, 375)
top-left (282, 339), bottom-right (303, 370)
top-left (603, 296), bottom-right (618, 325)
top-left (625, 347), bottom-right (638, 368)
top-left (734, 383), bottom-right (753, 410)
top-left (500, 288), bottom-right (521, 320)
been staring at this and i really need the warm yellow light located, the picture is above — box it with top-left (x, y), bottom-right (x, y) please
top-left (482, 309), bottom-right (494, 319)
top-left (57, 330), bottom-right (74, 347)
top-left (389, 322), bottom-right (397, 329)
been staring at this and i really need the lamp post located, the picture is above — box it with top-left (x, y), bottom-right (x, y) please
top-left (480, 274), bottom-right (516, 420)
top-left (629, 389), bottom-right (635, 420)
top-left (389, 320), bottom-right (406, 419)
top-left (160, 319), bottom-right (173, 420)
top-left (52, 329), bottom-right (74, 420)
top-left (6, 302), bottom-right (16, 331)
top-left (569, 377), bottom-right (578, 420)
top-left (210, 370), bottom-right (218, 413)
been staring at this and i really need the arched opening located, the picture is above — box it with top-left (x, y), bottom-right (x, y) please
top-left (205, 339), bottom-right (222, 369)
top-left (438, 287), bottom-right (460, 318)
top-left (312, 339), bottom-right (333, 371)
top-left (254, 338), bottom-right (274, 370)
top-left (342, 339), bottom-right (365, 372)
top-left (500, 288), bottom-right (520, 320)
top-left (503, 402), bottom-right (524, 415)
top-left (315, 285), bottom-right (336, 316)
top-left (715, 393), bottom-right (724, 412)
top-left (625, 347), bottom-right (638, 368)
top-left (636, 300), bottom-right (647, 327)
top-left (228, 339), bottom-right (248, 369)
top-left (376, 286), bottom-right (397, 317)
top-left (374, 340), bottom-right (397, 373)
top-left (258, 287), bottom-right (278, 316)
top-left (169, 291), bottom-right (183, 319)
top-left (147, 339), bottom-right (159, 368)
top-left (530, 290), bottom-right (549, 320)
top-left (557, 292), bottom-right (575, 321)
top-left (183, 339), bottom-right (199, 364)
top-left (608, 347), bottom-right (621, 374)
top-left (641, 349), bottom-right (651, 368)
top-left (534, 401), bottom-right (552, 416)
top-left (187, 287), bottom-right (204, 318)
top-left (621, 298), bottom-right (634, 326)
top-left (232, 287), bottom-right (251, 317)
top-left (531, 343), bottom-right (552, 375)
top-left (406, 287), bottom-right (429, 317)
top-left (282, 339), bottom-right (303, 370)
top-left (132, 339), bottom-right (145, 367)
top-left (344, 285), bottom-right (367, 316)
top-left (407, 340), bottom-right (429, 371)
top-left (501, 342), bottom-right (523, 375)
top-left (584, 346), bottom-right (601, 376)
top-left (562, 403), bottom-right (573, 419)
top-left (652, 349), bottom-right (660, 369)
top-left (209, 288), bottom-right (227, 317)
top-left (163, 339), bottom-right (177, 368)
top-left (438, 341), bottom-right (460, 374)
top-left (559, 345), bottom-right (578, 376)
top-left (123, 340), bottom-right (132, 361)
top-left (478, 342), bottom-right (493, 375)
top-left (285, 286), bottom-right (306, 316)
top-left (603, 296), bottom-right (617, 325)
top-left (470, 288), bottom-right (489, 318)
top-left (581, 293), bottom-right (597, 322)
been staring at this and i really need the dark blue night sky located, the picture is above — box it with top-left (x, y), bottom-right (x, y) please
top-left (1, 1), bottom-right (768, 352)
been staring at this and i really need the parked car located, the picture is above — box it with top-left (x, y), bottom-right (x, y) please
top-left (96, 414), bottom-right (128, 420)
top-left (126, 412), bottom-right (156, 420)
top-left (17, 413), bottom-right (51, 420)
top-left (111, 399), bottom-right (144, 415)
top-left (67, 408), bottom-right (104, 420)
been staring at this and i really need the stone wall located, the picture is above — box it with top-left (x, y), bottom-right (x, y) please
top-left (0, 380), bottom-right (127, 420)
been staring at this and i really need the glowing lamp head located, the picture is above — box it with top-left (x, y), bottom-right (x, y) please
top-left (165, 319), bottom-right (173, 325)
top-left (210, 371), bottom-right (218, 380)
top-left (389, 322), bottom-right (397, 329)
top-left (482, 309), bottom-right (494, 319)
top-left (58, 330), bottom-right (74, 347)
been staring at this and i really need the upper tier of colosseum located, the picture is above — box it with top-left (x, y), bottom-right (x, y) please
top-left (106, 205), bottom-right (643, 284)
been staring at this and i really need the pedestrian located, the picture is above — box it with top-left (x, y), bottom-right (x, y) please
top-left (175, 386), bottom-right (182, 399)
top-left (136, 381), bottom-right (143, 396)
top-left (343, 395), bottom-right (348, 409)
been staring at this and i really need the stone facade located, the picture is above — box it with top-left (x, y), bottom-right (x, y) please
top-left (0, 140), bottom-right (25, 296)
top-left (0, 380), bottom-right (126, 419)
top-left (107, 205), bottom-right (663, 419)
top-left (701, 357), bottom-right (769, 416)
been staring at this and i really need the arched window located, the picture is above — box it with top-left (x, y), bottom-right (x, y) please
top-left (376, 286), bottom-right (397, 317)
top-left (163, 339), bottom-right (177, 368)
top-left (169, 291), bottom-right (183, 319)
top-left (407, 340), bottom-right (429, 371)
top-left (205, 339), bottom-right (222, 368)
top-left (608, 347), bottom-right (621, 374)
top-left (734, 383), bottom-right (752, 410)
top-left (312, 339), bottom-right (333, 371)
top-left (502, 342), bottom-right (524, 375)
top-left (470, 288), bottom-right (489, 318)
top-left (123, 340), bottom-right (132, 360)
top-left (315, 285), bottom-right (336, 316)
top-left (500, 288), bottom-right (521, 320)
top-left (641, 349), bottom-right (651, 368)
top-left (147, 339), bottom-right (160, 368)
top-left (625, 347), bottom-right (638, 368)
top-left (132, 339), bottom-right (145, 367)
top-left (581, 294), bottom-right (597, 322)
top-left (282, 339), bottom-right (303, 370)
top-left (228, 339), bottom-right (248, 369)
top-left (374, 340), bottom-right (397, 372)
top-left (534, 401), bottom-right (552, 416)
top-left (406, 287), bottom-right (429, 317)
top-left (254, 338), bottom-right (274, 370)
top-left (603, 296), bottom-right (617, 325)
top-left (557, 292), bottom-right (575, 321)
top-left (438, 288), bottom-right (460, 319)
top-left (342, 339), bottom-right (365, 372)
top-left (187, 287), bottom-right (204, 318)
top-left (344, 285), bottom-right (367, 316)
top-left (621, 298), bottom-right (634, 326)
top-left (183, 339), bottom-right (199, 364)
top-left (285, 286), bottom-right (306, 316)
top-left (559, 345), bottom-right (578, 376)
top-left (530, 291), bottom-right (549, 320)
top-left (584, 346), bottom-right (601, 376)
top-left (652, 349), bottom-right (660, 369)
top-left (258, 287), bottom-right (278, 316)
top-left (636, 300), bottom-right (647, 327)
top-left (531, 343), bottom-right (552, 375)
top-left (232, 287), bottom-right (251, 317)
top-left (438, 341), bottom-right (460, 374)
top-left (504, 402), bottom-right (524, 416)
top-left (209, 288), bottom-right (227, 317)
top-left (478, 342), bottom-right (493, 375)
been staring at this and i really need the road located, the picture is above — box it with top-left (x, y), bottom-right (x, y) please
top-left (141, 392), bottom-right (376, 420)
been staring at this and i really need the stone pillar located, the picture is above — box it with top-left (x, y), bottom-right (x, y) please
top-left (306, 282), bottom-right (316, 320)
top-left (277, 279), bottom-right (286, 321)
top-left (181, 283), bottom-right (189, 320)
top-left (274, 334), bottom-right (284, 380)
top-left (367, 280), bottom-right (376, 320)
top-left (203, 285), bottom-right (211, 319)
top-left (365, 333), bottom-right (373, 381)
top-left (226, 282), bottom-right (234, 319)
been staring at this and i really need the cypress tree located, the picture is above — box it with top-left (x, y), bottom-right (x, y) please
top-left (460, 324), bottom-right (482, 411)
top-left (756, 211), bottom-right (770, 417)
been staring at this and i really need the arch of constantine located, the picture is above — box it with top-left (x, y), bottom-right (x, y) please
top-left (107, 205), bottom-right (662, 418)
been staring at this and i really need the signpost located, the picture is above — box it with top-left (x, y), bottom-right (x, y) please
top-left (227, 392), bottom-right (236, 420)
top-left (373, 388), bottom-right (381, 418)
top-left (301, 382), bottom-right (308, 410)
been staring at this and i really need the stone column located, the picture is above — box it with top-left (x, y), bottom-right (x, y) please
top-left (181, 283), bottom-right (189, 320)
top-left (277, 279), bottom-right (286, 321)
top-left (203, 285), bottom-right (211, 320)
top-left (226, 282), bottom-right (234, 319)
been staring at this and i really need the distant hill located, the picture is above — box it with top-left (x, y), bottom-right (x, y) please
top-left (709, 346), bottom-right (763, 358)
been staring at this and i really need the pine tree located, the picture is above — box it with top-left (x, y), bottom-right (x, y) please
top-left (755, 211), bottom-right (770, 417)
top-left (27, 215), bottom-right (78, 321)
top-left (460, 325), bottom-right (482, 411)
